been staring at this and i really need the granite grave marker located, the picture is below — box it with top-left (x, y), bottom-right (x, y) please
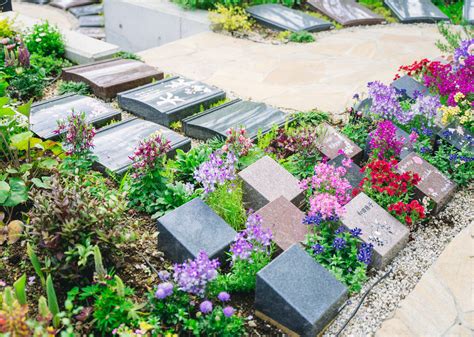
top-left (183, 99), bottom-right (290, 141)
top-left (255, 244), bottom-right (348, 336)
top-left (341, 192), bottom-right (409, 269)
top-left (246, 4), bottom-right (333, 32)
top-left (62, 58), bottom-right (163, 100)
top-left (92, 118), bottom-right (191, 174)
top-left (156, 198), bottom-right (237, 263)
top-left (50, 0), bottom-right (98, 10)
top-left (384, 0), bottom-right (449, 23)
top-left (398, 152), bottom-right (456, 213)
top-left (69, 3), bottom-right (103, 17)
top-left (256, 196), bottom-right (306, 251)
top-left (30, 94), bottom-right (121, 140)
top-left (328, 154), bottom-right (364, 193)
top-left (437, 123), bottom-right (474, 153)
top-left (117, 76), bottom-right (225, 127)
top-left (238, 156), bottom-right (304, 210)
top-left (316, 123), bottom-right (363, 164)
top-left (464, 0), bottom-right (474, 24)
top-left (307, 0), bottom-right (384, 27)
top-left (391, 75), bottom-right (429, 99)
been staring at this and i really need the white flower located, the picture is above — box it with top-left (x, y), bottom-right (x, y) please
top-left (468, 44), bottom-right (474, 56)
top-left (39, 32), bottom-right (46, 37)
top-left (35, 38), bottom-right (41, 42)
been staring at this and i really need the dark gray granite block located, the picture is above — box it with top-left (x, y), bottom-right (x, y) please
top-left (183, 99), bottom-right (291, 141)
top-left (92, 118), bottom-right (191, 174)
top-left (246, 4), bottom-right (333, 32)
top-left (341, 193), bottom-right (409, 269)
top-left (30, 94), bottom-right (121, 140)
top-left (398, 152), bottom-right (456, 214)
top-left (156, 198), bottom-right (237, 263)
top-left (464, 0), bottom-right (474, 24)
top-left (117, 76), bottom-right (225, 127)
top-left (79, 15), bottom-right (104, 28)
top-left (437, 123), bottom-right (474, 152)
top-left (238, 156), bottom-right (304, 210)
top-left (391, 75), bottom-right (429, 99)
top-left (255, 244), bottom-right (348, 336)
top-left (354, 97), bottom-right (373, 119)
top-left (384, 0), bottom-right (449, 23)
top-left (328, 154), bottom-right (364, 193)
top-left (69, 3), bottom-right (103, 17)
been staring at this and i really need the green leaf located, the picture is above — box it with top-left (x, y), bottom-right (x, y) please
top-left (31, 177), bottom-right (51, 189)
top-left (38, 158), bottom-right (58, 170)
top-left (17, 99), bottom-right (32, 118)
top-left (27, 243), bottom-right (46, 286)
top-left (0, 107), bottom-right (15, 117)
top-left (0, 181), bottom-right (10, 204)
top-left (13, 274), bottom-right (27, 305)
top-left (0, 97), bottom-right (9, 107)
top-left (46, 275), bottom-right (60, 328)
top-left (9, 131), bottom-right (33, 151)
top-left (2, 177), bottom-right (28, 207)
top-left (19, 163), bottom-right (33, 173)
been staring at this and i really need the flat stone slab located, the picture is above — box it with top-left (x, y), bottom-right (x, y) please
top-left (246, 4), bottom-right (332, 32)
top-left (23, 0), bottom-right (49, 4)
top-left (317, 123), bottom-right (363, 164)
top-left (78, 15), bottom-right (104, 27)
top-left (256, 196), bottom-right (306, 251)
top-left (465, 0), bottom-right (474, 23)
top-left (398, 152), bottom-right (456, 214)
top-left (384, 0), bottom-right (449, 23)
top-left (328, 154), bottom-right (364, 193)
top-left (391, 75), bottom-right (429, 99)
top-left (438, 123), bottom-right (474, 152)
top-left (342, 192), bottom-right (409, 269)
top-left (50, 0), bottom-right (98, 10)
top-left (307, 0), bottom-right (384, 27)
top-left (238, 156), bottom-right (304, 210)
top-left (69, 3), bottom-right (103, 17)
top-left (183, 99), bottom-right (290, 141)
top-left (76, 27), bottom-right (105, 40)
top-left (30, 94), bottom-right (121, 140)
top-left (255, 244), bottom-right (348, 336)
top-left (117, 76), bottom-right (225, 127)
top-left (62, 59), bottom-right (163, 100)
top-left (92, 118), bottom-right (191, 174)
top-left (156, 198), bottom-right (236, 263)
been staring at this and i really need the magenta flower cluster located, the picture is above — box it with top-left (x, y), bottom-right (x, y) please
top-left (453, 39), bottom-right (473, 67)
top-left (194, 150), bottom-right (237, 194)
top-left (222, 127), bottom-right (254, 157)
top-left (367, 81), bottom-right (407, 123)
top-left (300, 162), bottom-right (352, 219)
top-left (369, 120), bottom-right (405, 160)
top-left (172, 250), bottom-right (220, 296)
top-left (229, 213), bottom-right (273, 262)
top-left (54, 111), bottom-right (96, 156)
top-left (129, 132), bottom-right (171, 176)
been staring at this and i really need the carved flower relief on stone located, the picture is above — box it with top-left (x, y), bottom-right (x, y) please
top-left (165, 78), bottom-right (195, 89)
top-left (155, 92), bottom-right (185, 107)
top-left (184, 85), bottom-right (212, 96)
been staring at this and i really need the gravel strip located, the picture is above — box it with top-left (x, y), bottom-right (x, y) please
top-left (324, 185), bottom-right (473, 337)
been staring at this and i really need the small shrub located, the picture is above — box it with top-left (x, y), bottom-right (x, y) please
top-left (8, 67), bottom-right (46, 101)
top-left (166, 145), bottom-right (213, 184)
top-left (209, 4), bottom-right (253, 33)
top-left (206, 180), bottom-right (246, 231)
top-left (30, 54), bottom-right (72, 77)
top-left (277, 30), bottom-right (291, 41)
top-left (24, 22), bottom-right (65, 57)
top-left (114, 51), bottom-right (142, 61)
top-left (288, 31), bottom-right (315, 43)
top-left (0, 17), bottom-right (15, 38)
top-left (57, 80), bottom-right (91, 96)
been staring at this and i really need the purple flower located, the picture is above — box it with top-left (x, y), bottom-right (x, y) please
top-left (223, 306), bottom-right (235, 317)
top-left (218, 291), bottom-right (230, 302)
top-left (54, 111), bottom-right (96, 156)
top-left (335, 226), bottom-right (346, 234)
top-left (173, 251), bottom-right (220, 296)
top-left (357, 243), bottom-right (374, 265)
top-left (333, 237), bottom-right (347, 250)
top-left (369, 120), bottom-right (405, 159)
top-left (18, 45), bottom-right (30, 68)
top-left (367, 81), bottom-right (405, 122)
top-left (155, 282), bottom-right (173, 299)
top-left (349, 227), bottom-right (362, 238)
top-left (411, 94), bottom-right (441, 124)
top-left (158, 270), bottom-right (170, 281)
top-left (199, 300), bottom-right (213, 314)
top-left (129, 133), bottom-right (171, 177)
top-left (454, 39), bottom-right (474, 66)
top-left (312, 244), bottom-right (324, 255)
top-left (194, 150), bottom-right (237, 194)
top-left (303, 213), bottom-right (323, 226)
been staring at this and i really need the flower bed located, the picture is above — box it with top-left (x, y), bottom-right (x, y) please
top-left (0, 17), bottom-right (473, 337)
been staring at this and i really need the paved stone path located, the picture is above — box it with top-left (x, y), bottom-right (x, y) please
top-left (376, 223), bottom-right (474, 337)
top-left (12, 1), bottom-right (77, 29)
top-left (138, 25), bottom-right (442, 114)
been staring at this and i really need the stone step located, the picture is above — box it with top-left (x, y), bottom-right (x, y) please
top-left (78, 14), bottom-right (104, 28)
top-left (50, 0), bottom-right (99, 10)
top-left (69, 3), bottom-right (103, 17)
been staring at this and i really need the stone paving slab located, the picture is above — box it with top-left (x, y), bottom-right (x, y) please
top-left (376, 223), bottom-right (473, 336)
top-left (139, 26), bottom-right (441, 114)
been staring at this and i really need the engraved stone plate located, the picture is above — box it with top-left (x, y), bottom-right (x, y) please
top-left (391, 75), bottom-right (429, 99)
top-left (183, 99), bottom-right (290, 141)
top-left (398, 152), bottom-right (456, 213)
top-left (117, 76), bottom-right (225, 127)
top-left (246, 4), bottom-right (333, 32)
top-left (437, 123), bottom-right (474, 152)
top-left (61, 59), bottom-right (164, 100)
top-left (342, 192), bottom-right (409, 269)
top-left (384, 0), bottom-right (449, 23)
top-left (92, 118), bottom-right (191, 174)
top-left (316, 123), bottom-right (363, 164)
top-left (328, 154), bottom-right (364, 193)
top-left (30, 94), bottom-right (121, 140)
top-left (255, 244), bottom-right (348, 336)
top-left (307, 0), bottom-right (384, 27)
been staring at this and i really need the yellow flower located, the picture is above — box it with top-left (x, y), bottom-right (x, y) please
top-left (440, 105), bottom-right (460, 125)
top-left (139, 322), bottom-right (153, 332)
top-left (454, 92), bottom-right (465, 103)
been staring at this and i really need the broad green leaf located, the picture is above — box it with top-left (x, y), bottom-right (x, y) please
top-left (0, 96), bottom-right (10, 107)
top-left (19, 163), bottom-right (33, 173)
top-left (6, 167), bottom-right (18, 174)
top-left (0, 107), bottom-right (15, 117)
top-left (38, 158), bottom-right (58, 170)
top-left (13, 274), bottom-right (27, 305)
top-left (9, 131), bottom-right (33, 151)
top-left (31, 177), bottom-right (52, 189)
top-left (2, 177), bottom-right (28, 207)
top-left (0, 181), bottom-right (10, 204)
top-left (17, 99), bottom-right (32, 118)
